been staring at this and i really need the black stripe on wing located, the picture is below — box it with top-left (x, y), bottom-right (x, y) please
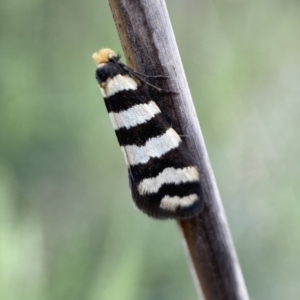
top-left (115, 114), bottom-right (170, 147)
top-left (104, 88), bottom-right (152, 113)
top-left (129, 143), bottom-right (195, 181)
top-left (129, 179), bottom-right (203, 219)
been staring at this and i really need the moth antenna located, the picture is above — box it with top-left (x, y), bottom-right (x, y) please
top-left (119, 63), bottom-right (174, 93)
top-left (121, 64), bottom-right (168, 79)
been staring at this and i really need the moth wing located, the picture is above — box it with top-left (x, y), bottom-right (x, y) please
top-left (104, 79), bottom-right (203, 219)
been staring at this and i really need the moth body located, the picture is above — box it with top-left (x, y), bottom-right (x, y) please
top-left (93, 48), bottom-right (203, 219)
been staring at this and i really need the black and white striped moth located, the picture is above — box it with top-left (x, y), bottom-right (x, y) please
top-left (92, 48), bottom-right (203, 219)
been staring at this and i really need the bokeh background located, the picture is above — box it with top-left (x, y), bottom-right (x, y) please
top-left (1, 0), bottom-right (300, 299)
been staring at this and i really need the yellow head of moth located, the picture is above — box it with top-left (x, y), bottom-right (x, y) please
top-left (92, 48), bottom-right (117, 65)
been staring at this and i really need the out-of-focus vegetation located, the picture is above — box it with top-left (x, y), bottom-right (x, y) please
top-left (1, 0), bottom-right (300, 299)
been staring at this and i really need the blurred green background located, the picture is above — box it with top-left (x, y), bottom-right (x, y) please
top-left (1, 0), bottom-right (300, 299)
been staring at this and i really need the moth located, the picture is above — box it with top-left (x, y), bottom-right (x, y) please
top-left (92, 48), bottom-right (203, 219)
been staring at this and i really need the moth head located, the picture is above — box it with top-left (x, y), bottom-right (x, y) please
top-left (92, 48), bottom-right (117, 66)
top-left (93, 48), bottom-right (126, 88)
